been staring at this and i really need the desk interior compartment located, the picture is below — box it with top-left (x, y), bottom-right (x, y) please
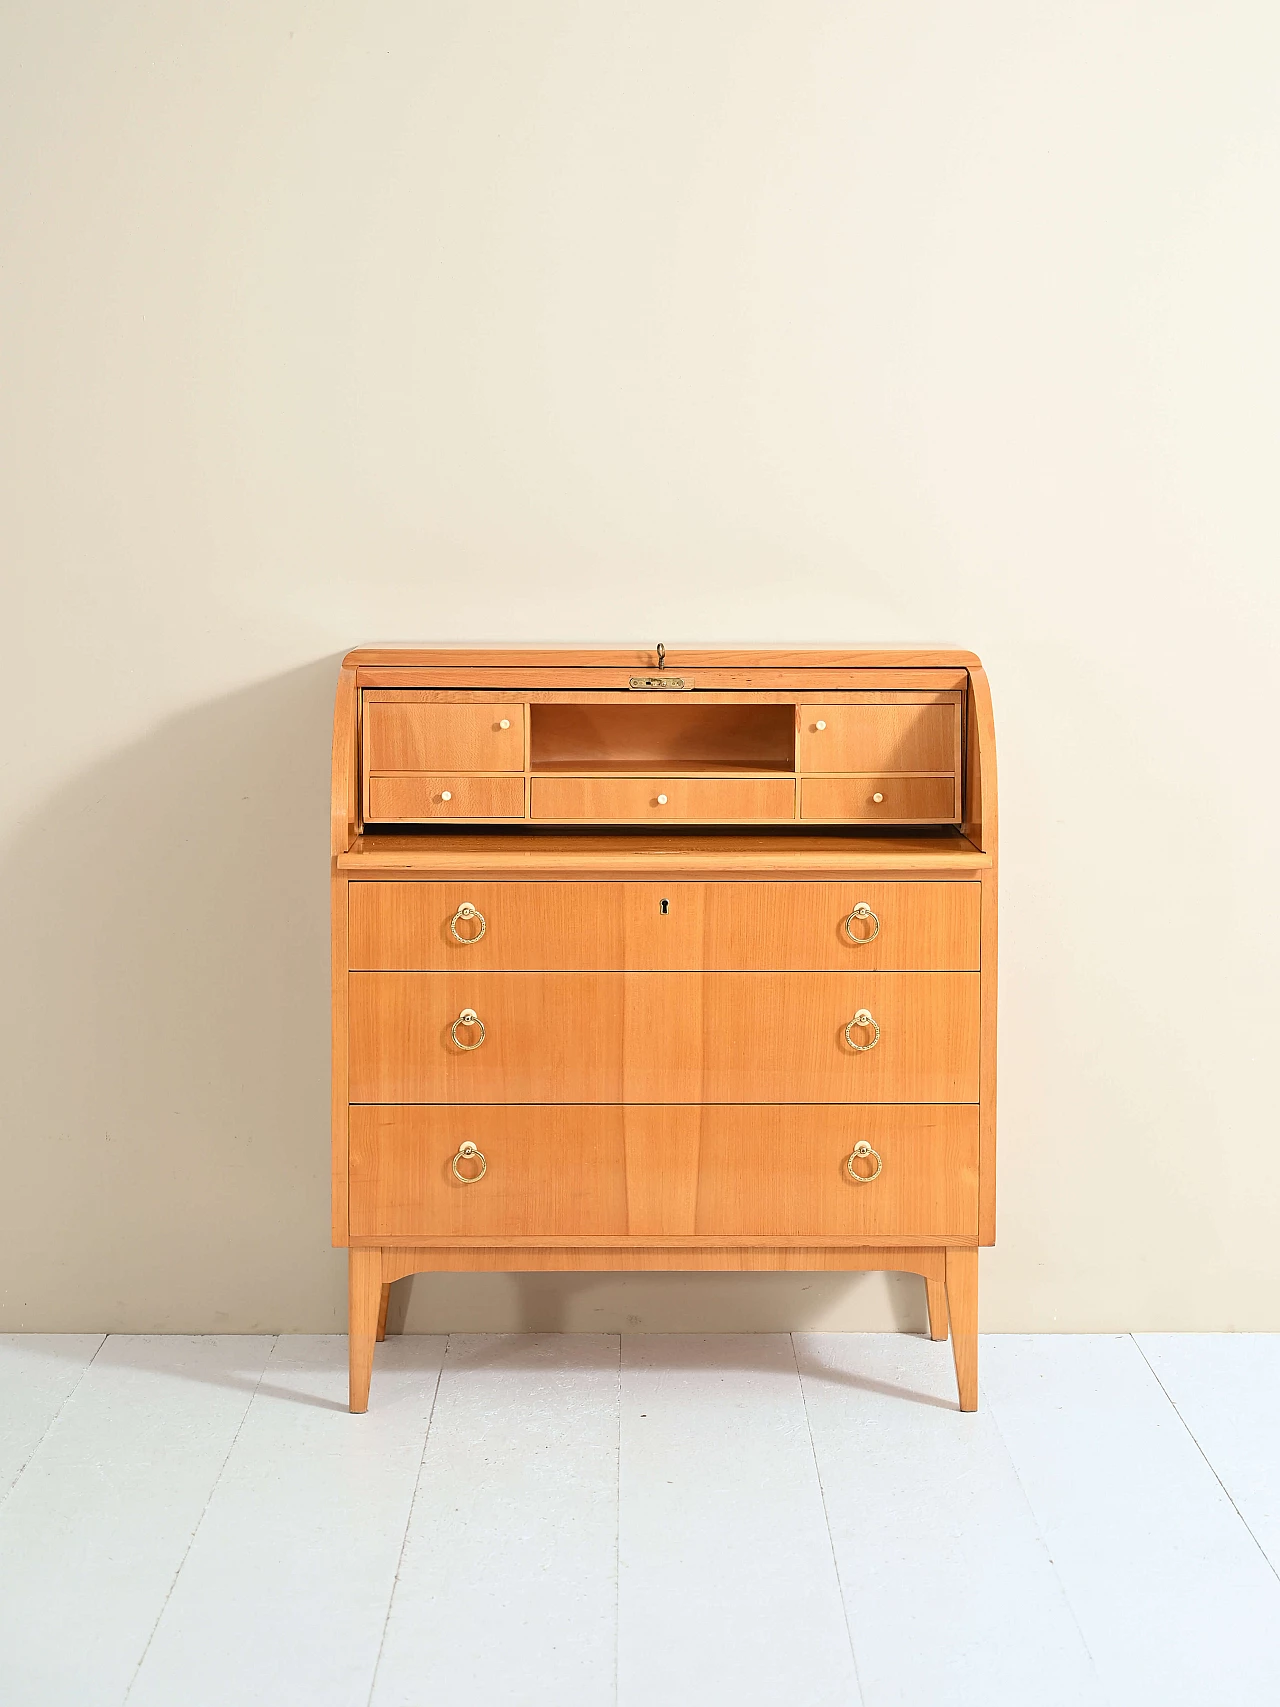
top-left (530, 701), bottom-right (795, 774)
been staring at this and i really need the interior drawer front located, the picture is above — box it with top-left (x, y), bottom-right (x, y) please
top-left (529, 776), bottom-right (795, 822)
top-left (348, 971), bottom-right (979, 1103)
top-left (366, 775), bottom-right (526, 821)
top-left (801, 776), bottom-right (956, 823)
top-left (364, 699), bottom-right (524, 773)
top-left (347, 1104), bottom-right (977, 1240)
top-left (797, 703), bottom-right (957, 772)
top-left (348, 880), bottom-right (980, 971)
top-left (349, 1106), bottom-right (630, 1238)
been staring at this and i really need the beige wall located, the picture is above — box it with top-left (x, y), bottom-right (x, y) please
top-left (2, 2), bottom-right (1277, 1334)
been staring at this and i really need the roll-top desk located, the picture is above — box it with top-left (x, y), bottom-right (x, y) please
top-left (332, 647), bottom-right (997, 1411)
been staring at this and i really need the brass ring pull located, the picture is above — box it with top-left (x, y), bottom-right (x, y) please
top-left (452, 1140), bottom-right (487, 1183)
top-left (846, 1140), bottom-right (883, 1183)
top-left (844, 1008), bottom-right (880, 1051)
top-left (451, 1008), bottom-right (486, 1050)
top-left (450, 901), bottom-right (487, 944)
top-left (844, 902), bottom-right (881, 944)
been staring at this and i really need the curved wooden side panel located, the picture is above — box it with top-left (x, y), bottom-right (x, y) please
top-left (332, 665), bottom-right (359, 858)
top-left (963, 664), bottom-right (997, 857)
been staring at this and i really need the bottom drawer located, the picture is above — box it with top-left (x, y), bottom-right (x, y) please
top-left (348, 1105), bottom-right (978, 1239)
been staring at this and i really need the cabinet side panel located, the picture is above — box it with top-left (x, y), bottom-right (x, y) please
top-left (966, 666), bottom-right (997, 1244)
top-left (332, 875), bottom-right (349, 1245)
top-left (979, 867), bottom-right (998, 1243)
top-left (331, 667), bottom-right (358, 1246)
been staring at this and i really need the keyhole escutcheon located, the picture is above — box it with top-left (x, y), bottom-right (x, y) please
top-left (659, 898), bottom-right (670, 914)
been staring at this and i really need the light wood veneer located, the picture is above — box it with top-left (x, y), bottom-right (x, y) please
top-left (347, 880), bottom-right (981, 972)
top-left (348, 970), bottom-right (979, 1104)
top-left (530, 775), bottom-right (796, 822)
top-left (796, 702), bottom-right (960, 772)
top-left (367, 775), bottom-right (526, 819)
top-left (332, 647), bottom-right (997, 1415)
top-left (348, 1105), bottom-right (978, 1240)
top-left (801, 776), bottom-right (957, 822)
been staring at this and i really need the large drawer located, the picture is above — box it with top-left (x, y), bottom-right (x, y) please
top-left (348, 971), bottom-right (979, 1103)
top-left (529, 776), bottom-right (795, 822)
top-left (348, 881), bottom-right (981, 971)
top-left (348, 1105), bottom-right (979, 1239)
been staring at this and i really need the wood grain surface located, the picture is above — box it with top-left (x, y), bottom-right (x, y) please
top-left (347, 970), bottom-right (980, 1103)
top-left (348, 1104), bottom-right (977, 1240)
top-left (348, 879), bottom-right (981, 972)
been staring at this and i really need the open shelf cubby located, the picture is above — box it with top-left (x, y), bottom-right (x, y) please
top-left (529, 702), bottom-right (795, 774)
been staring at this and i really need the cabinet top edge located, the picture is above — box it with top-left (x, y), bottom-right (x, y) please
top-left (340, 645), bottom-right (983, 669)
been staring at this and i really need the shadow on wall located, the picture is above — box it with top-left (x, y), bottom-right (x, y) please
top-left (0, 655), bottom-right (925, 1336)
top-left (391, 1268), bottom-right (929, 1337)
top-left (0, 659), bottom-right (344, 1331)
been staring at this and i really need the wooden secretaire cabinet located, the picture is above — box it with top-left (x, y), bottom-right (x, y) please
top-left (332, 648), bottom-right (997, 1411)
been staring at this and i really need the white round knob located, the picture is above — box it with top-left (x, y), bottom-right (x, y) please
top-left (815, 720), bottom-right (826, 731)
top-left (656, 794), bottom-right (668, 805)
top-left (441, 790), bottom-right (452, 802)
top-left (498, 718), bottom-right (510, 729)
top-left (872, 792), bottom-right (884, 803)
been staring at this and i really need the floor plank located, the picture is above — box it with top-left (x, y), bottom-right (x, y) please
top-left (618, 1334), bottom-right (859, 1707)
top-left (795, 1332), bottom-right (1104, 1706)
top-left (370, 1333), bottom-right (620, 1707)
top-left (128, 1335), bottom-right (446, 1707)
top-left (982, 1335), bottom-right (1280, 1707)
top-left (1136, 1334), bottom-right (1280, 1578)
top-left (0, 1334), bottom-right (104, 1501)
top-left (0, 1334), bottom-right (274, 1707)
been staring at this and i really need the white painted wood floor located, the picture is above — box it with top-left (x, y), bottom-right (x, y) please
top-left (1, 1332), bottom-right (1277, 1706)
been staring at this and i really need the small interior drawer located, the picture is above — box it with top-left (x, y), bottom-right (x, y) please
top-left (801, 776), bottom-right (956, 823)
top-left (366, 774), bottom-right (526, 820)
top-left (529, 776), bottom-right (795, 822)
top-left (363, 698), bottom-right (524, 774)
top-left (797, 703), bottom-right (958, 773)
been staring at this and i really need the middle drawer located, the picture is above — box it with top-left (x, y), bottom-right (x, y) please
top-left (348, 971), bottom-right (979, 1103)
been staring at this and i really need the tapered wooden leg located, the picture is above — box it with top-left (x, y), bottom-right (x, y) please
top-left (376, 1283), bottom-right (391, 1343)
top-left (944, 1248), bottom-right (978, 1412)
top-left (925, 1275), bottom-right (949, 1341)
top-left (349, 1248), bottom-right (382, 1414)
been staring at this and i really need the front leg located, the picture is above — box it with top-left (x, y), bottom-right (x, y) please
top-left (944, 1247), bottom-right (978, 1411)
top-left (349, 1248), bottom-right (383, 1413)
